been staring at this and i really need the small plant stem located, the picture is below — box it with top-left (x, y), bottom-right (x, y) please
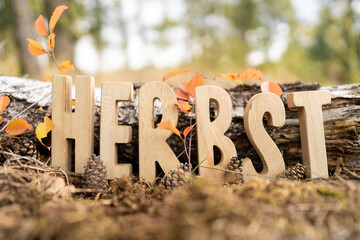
top-left (176, 147), bottom-right (187, 159)
top-left (192, 158), bottom-right (207, 173)
top-left (51, 51), bottom-right (60, 69)
top-left (183, 139), bottom-right (191, 163)
top-left (188, 134), bottom-right (192, 169)
top-left (187, 100), bottom-right (195, 170)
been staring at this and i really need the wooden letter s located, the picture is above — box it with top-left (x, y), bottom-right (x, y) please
top-left (242, 92), bottom-right (286, 181)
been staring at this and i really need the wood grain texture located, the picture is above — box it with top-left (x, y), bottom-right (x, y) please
top-left (242, 93), bottom-right (286, 181)
top-left (138, 82), bottom-right (180, 181)
top-left (51, 75), bottom-right (95, 173)
top-left (195, 86), bottom-right (237, 181)
top-left (100, 82), bottom-right (134, 179)
top-left (287, 90), bottom-right (331, 178)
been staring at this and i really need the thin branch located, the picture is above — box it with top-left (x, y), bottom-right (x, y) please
top-left (0, 151), bottom-right (49, 168)
top-left (176, 147), bottom-right (187, 159)
top-left (0, 94), bottom-right (49, 133)
top-left (183, 139), bottom-right (191, 163)
top-left (199, 165), bottom-right (276, 179)
top-left (59, 168), bottom-right (70, 185)
top-left (187, 101), bottom-right (195, 170)
top-left (51, 51), bottom-right (60, 69)
top-left (0, 151), bottom-right (82, 179)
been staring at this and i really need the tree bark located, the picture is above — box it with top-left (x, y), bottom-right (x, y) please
top-left (1, 76), bottom-right (359, 174)
top-left (11, 0), bottom-right (41, 77)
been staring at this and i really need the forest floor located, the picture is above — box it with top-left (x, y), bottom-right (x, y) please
top-left (0, 157), bottom-right (360, 240)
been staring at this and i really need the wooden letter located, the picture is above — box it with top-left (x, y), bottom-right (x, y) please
top-left (242, 93), bottom-right (286, 181)
top-left (139, 82), bottom-right (180, 181)
top-left (287, 90), bottom-right (331, 178)
top-left (51, 75), bottom-right (95, 173)
top-left (100, 82), bottom-right (134, 179)
top-left (195, 86), bottom-right (237, 181)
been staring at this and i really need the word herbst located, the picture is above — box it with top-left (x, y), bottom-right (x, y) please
top-left (51, 75), bottom-right (331, 182)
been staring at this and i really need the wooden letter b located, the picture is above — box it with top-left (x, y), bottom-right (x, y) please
top-left (195, 85), bottom-right (237, 181)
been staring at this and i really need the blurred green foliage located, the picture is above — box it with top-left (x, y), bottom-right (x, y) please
top-left (0, 0), bottom-right (359, 84)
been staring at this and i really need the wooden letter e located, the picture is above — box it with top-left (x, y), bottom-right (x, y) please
top-left (100, 82), bottom-right (134, 179)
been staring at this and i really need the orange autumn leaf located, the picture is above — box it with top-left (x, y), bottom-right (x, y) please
top-left (36, 116), bottom-right (54, 147)
top-left (218, 73), bottom-right (239, 81)
top-left (183, 123), bottom-right (196, 139)
top-left (175, 100), bottom-right (192, 115)
top-left (261, 81), bottom-right (283, 96)
top-left (0, 95), bottom-right (10, 114)
top-left (35, 15), bottom-right (48, 36)
top-left (174, 90), bottom-right (190, 101)
top-left (162, 68), bottom-right (193, 81)
top-left (41, 74), bottom-right (52, 82)
top-left (59, 60), bottom-right (75, 72)
top-left (218, 73), bottom-right (244, 85)
top-left (0, 116), bottom-right (2, 122)
top-left (157, 121), bottom-right (182, 140)
top-left (5, 118), bottom-right (33, 135)
top-left (47, 33), bottom-right (55, 52)
top-left (49, 5), bottom-right (68, 34)
top-left (27, 38), bottom-right (49, 56)
top-left (238, 68), bottom-right (264, 81)
top-left (186, 73), bottom-right (204, 98)
top-left (179, 82), bottom-right (188, 94)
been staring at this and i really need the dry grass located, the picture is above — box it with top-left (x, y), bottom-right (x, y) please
top-left (0, 152), bottom-right (359, 240)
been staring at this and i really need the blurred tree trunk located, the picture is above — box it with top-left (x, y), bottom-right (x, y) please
top-left (117, 0), bottom-right (129, 69)
top-left (11, 0), bottom-right (41, 77)
top-left (45, 0), bottom-right (74, 64)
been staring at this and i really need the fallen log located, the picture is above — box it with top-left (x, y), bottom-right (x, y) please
top-left (1, 76), bottom-right (359, 174)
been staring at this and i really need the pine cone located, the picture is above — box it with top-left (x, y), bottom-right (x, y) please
top-left (82, 154), bottom-right (108, 190)
top-left (162, 164), bottom-right (191, 189)
top-left (179, 162), bottom-right (191, 172)
top-left (224, 156), bottom-right (244, 184)
top-left (19, 138), bottom-right (38, 159)
top-left (277, 163), bottom-right (306, 180)
top-left (0, 135), bottom-right (38, 162)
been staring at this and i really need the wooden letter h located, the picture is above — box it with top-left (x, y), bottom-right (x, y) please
top-left (51, 75), bottom-right (95, 173)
